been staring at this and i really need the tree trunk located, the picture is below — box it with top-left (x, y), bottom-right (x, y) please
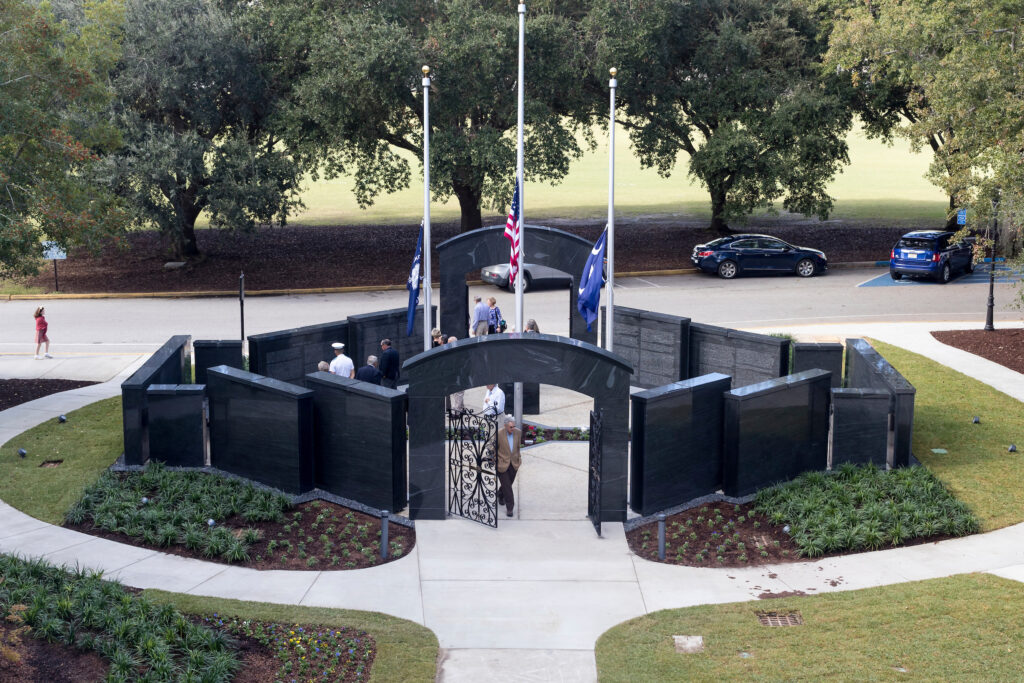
top-left (176, 222), bottom-right (200, 258)
top-left (945, 194), bottom-right (959, 230)
top-left (170, 183), bottom-right (202, 259)
top-left (453, 181), bottom-right (483, 233)
top-left (709, 183), bottom-right (730, 235)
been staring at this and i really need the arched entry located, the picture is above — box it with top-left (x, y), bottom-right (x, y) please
top-left (404, 334), bottom-right (632, 522)
top-left (437, 225), bottom-right (597, 344)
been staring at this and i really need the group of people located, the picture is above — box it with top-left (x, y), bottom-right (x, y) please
top-left (471, 295), bottom-right (541, 336)
top-left (319, 338), bottom-right (400, 388)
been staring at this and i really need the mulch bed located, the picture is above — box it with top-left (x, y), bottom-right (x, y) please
top-left (66, 498), bottom-right (415, 571)
top-left (16, 221), bottom-right (910, 294)
top-left (0, 379), bottom-right (98, 411)
top-left (0, 623), bottom-right (109, 682)
top-left (931, 329), bottom-right (1024, 375)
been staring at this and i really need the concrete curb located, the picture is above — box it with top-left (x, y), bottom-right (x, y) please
top-left (5, 262), bottom-right (891, 301)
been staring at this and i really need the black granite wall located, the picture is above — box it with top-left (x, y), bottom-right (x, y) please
top-left (206, 366), bottom-right (314, 494)
top-left (689, 323), bottom-right (790, 389)
top-left (601, 306), bottom-right (691, 389)
top-left (347, 305), bottom-right (435, 383)
top-left (499, 382), bottom-right (540, 414)
top-left (792, 342), bottom-right (844, 388)
top-left (404, 334), bottom-right (632, 521)
top-left (146, 384), bottom-right (206, 467)
top-left (830, 388), bottom-right (890, 468)
top-left (248, 321), bottom-right (349, 385)
top-left (844, 338), bottom-right (916, 468)
top-left (305, 372), bottom-right (407, 511)
top-left (437, 225), bottom-right (597, 344)
top-left (121, 335), bottom-right (191, 466)
top-left (193, 340), bottom-right (243, 385)
top-left (722, 369), bottom-right (831, 496)
top-left (630, 373), bottom-right (732, 515)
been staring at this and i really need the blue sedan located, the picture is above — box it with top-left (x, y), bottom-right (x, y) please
top-left (691, 234), bottom-right (828, 279)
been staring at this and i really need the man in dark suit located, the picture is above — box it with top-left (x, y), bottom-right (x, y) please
top-left (379, 338), bottom-right (400, 389)
top-left (495, 415), bottom-right (522, 518)
top-left (355, 355), bottom-right (382, 385)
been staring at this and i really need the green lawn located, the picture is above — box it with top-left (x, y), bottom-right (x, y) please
top-left (869, 340), bottom-right (1024, 531)
top-left (0, 396), bottom-right (122, 524)
top-left (144, 591), bottom-right (439, 683)
top-left (595, 573), bottom-right (1024, 681)
top-left (206, 125), bottom-right (949, 227)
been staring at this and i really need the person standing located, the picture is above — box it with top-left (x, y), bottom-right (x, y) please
top-left (487, 297), bottom-right (504, 334)
top-left (495, 415), bottom-right (522, 517)
top-left (33, 307), bottom-right (52, 359)
top-left (379, 338), bottom-right (400, 389)
top-left (355, 355), bottom-right (383, 385)
top-left (431, 328), bottom-right (444, 347)
top-left (470, 295), bottom-right (489, 337)
top-left (524, 318), bottom-right (540, 333)
top-left (328, 342), bottom-right (354, 378)
top-left (482, 383), bottom-right (505, 416)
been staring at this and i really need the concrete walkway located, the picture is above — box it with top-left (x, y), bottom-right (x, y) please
top-left (1, 322), bottom-right (1024, 682)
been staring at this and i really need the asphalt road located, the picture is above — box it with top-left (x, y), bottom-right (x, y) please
top-left (0, 267), bottom-right (1020, 354)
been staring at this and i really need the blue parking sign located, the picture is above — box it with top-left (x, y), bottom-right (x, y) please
top-left (956, 208), bottom-right (967, 225)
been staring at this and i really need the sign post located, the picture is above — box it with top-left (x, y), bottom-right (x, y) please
top-left (41, 242), bottom-right (67, 292)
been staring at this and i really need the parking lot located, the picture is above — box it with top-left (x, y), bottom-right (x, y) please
top-left (859, 264), bottom-right (1020, 288)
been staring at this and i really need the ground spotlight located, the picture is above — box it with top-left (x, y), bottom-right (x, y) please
top-left (18, 448), bottom-right (27, 458)
top-left (58, 415), bottom-right (67, 423)
top-left (972, 416), bottom-right (981, 424)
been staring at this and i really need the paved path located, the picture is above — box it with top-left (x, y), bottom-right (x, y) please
top-left (2, 321), bottom-right (1024, 681)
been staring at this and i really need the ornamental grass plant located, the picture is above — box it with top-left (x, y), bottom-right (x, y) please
top-left (753, 463), bottom-right (979, 557)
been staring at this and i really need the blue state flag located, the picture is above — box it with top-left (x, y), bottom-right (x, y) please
top-left (577, 230), bottom-right (607, 331)
top-left (406, 224), bottom-right (423, 336)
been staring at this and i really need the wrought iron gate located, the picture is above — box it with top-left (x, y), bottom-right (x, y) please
top-left (588, 409), bottom-right (603, 537)
top-left (447, 409), bottom-right (499, 527)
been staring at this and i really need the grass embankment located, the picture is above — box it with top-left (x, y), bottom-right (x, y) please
top-left (595, 573), bottom-right (1024, 681)
top-left (145, 591), bottom-right (439, 683)
top-left (870, 340), bottom-right (1024, 531)
top-left (0, 397), bottom-right (122, 524)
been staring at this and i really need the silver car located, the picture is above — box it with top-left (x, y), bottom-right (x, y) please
top-left (481, 262), bottom-right (572, 292)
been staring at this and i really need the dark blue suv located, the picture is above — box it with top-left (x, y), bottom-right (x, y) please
top-left (889, 231), bottom-right (975, 283)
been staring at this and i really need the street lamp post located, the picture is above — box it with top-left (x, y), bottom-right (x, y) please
top-left (985, 195), bottom-right (998, 331)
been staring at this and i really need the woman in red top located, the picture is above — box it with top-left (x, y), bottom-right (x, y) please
top-left (34, 307), bottom-right (52, 359)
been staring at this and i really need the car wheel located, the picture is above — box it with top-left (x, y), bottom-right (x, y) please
top-left (937, 263), bottom-right (951, 284)
top-left (508, 272), bottom-right (531, 292)
top-left (795, 258), bottom-right (816, 278)
top-left (717, 260), bottom-right (738, 279)
top-left (890, 272), bottom-right (903, 281)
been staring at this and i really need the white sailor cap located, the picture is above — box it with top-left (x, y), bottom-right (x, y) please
top-left (331, 342), bottom-right (345, 350)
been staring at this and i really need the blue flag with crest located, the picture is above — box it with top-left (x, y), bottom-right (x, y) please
top-left (406, 223), bottom-right (423, 336)
top-left (577, 229), bottom-right (606, 331)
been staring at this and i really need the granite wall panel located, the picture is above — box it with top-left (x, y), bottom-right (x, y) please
top-left (689, 323), bottom-right (790, 388)
top-left (348, 306), bottom-right (435, 383)
top-left (844, 338), bottom-right (916, 468)
top-left (193, 340), bottom-right (243, 385)
top-left (207, 366), bottom-right (314, 494)
top-left (792, 342), bottom-right (843, 388)
top-left (830, 388), bottom-right (890, 468)
top-left (121, 335), bottom-right (191, 466)
top-left (630, 373), bottom-right (732, 515)
top-left (405, 334), bottom-right (631, 521)
top-left (248, 321), bottom-right (349, 385)
top-left (601, 306), bottom-right (689, 389)
top-left (146, 384), bottom-right (206, 467)
top-left (305, 372), bottom-right (407, 511)
top-left (499, 382), bottom-right (540, 414)
top-left (723, 369), bottom-right (831, 496)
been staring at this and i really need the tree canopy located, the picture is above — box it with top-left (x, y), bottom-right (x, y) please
top-left (589, 0), bottom-right (854, 233)
top-left (261, 0), bottom-right (593, 232)
top-left (0, 0), bottom-right (126, 278)
top-left (106, 0), bottom-right (303, 258)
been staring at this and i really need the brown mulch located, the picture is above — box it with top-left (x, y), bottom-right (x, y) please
top-left (0, 623), bottom-right (109, 683)
top-left (931, 329), bottom-right (1024, 375)
top-left (0, 379), bottom-right (98, 411)
top-left (17, 221), bottom-right (910, 294)
top-left (66, 499), bottom-right (415, 571)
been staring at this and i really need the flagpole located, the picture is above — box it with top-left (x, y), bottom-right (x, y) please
top-left (421, 65), bottom-right (432, 352)
top-left (514, 2), bottom-right (525, 428)
top-left (606, 67), bottom-right (617, 353)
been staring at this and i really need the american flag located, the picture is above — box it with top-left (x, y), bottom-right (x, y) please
top-left (504, 180), bottom-right (521, 287)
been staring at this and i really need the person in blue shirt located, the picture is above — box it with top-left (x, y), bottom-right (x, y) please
top-left (470, 296), bottom-right (489, 337)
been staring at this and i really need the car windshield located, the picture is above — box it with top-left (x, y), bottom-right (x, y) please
top-left (897, 238), bottom-right (937, 250)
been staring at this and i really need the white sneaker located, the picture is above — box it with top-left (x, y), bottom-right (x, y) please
top-left (34, 355), bottom-right (42, 359)
top-left (44, 353), bottom-right (53, 358)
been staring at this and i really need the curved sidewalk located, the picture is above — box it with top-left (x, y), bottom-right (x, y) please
top-left (2, 322), bottom-right (1023, 682)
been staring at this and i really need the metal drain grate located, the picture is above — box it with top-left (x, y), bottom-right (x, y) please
top-left (756, 611), bottom-right (803, 627)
